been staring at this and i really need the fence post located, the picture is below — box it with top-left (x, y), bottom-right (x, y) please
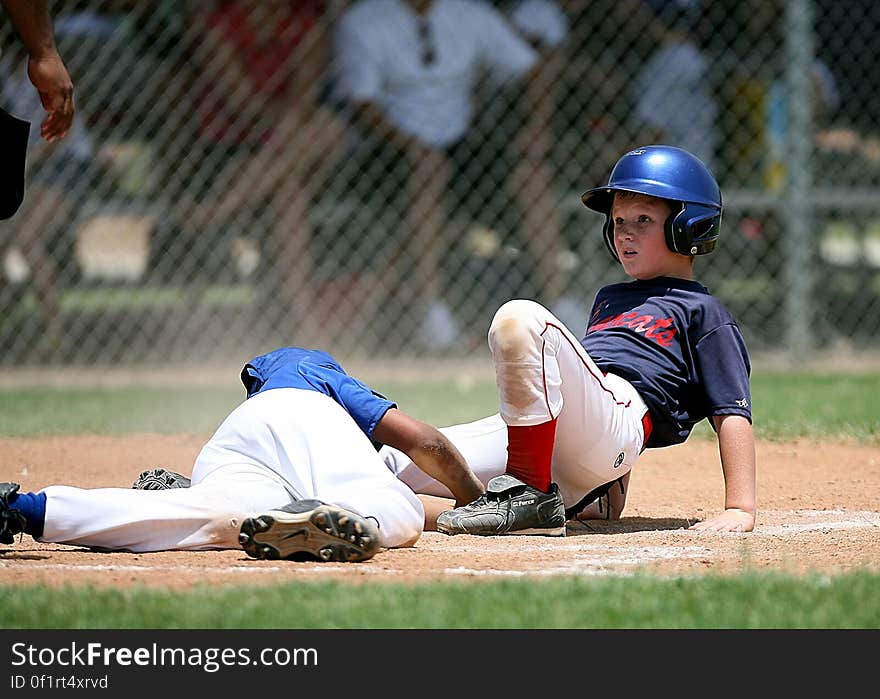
top-left (783, 0), bottom-right (815, 358)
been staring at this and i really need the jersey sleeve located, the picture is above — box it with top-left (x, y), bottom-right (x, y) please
top-left (694, 323), bottom-right (753, 423)
top-left (309, 367), bottom-right (397, 441)
top-left (240, 347), bottom-right (396, 443)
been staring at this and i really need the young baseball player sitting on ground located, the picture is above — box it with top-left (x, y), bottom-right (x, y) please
top-left (434, 144), bottom-right (757, 536)
top-left (0, 347), bottom-right (485, 563)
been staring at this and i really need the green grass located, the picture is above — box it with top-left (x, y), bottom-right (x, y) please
top-left (0, 386), bottom-right (242, 436)
top-left (750, 372), bottom-right (880, 441)
top-left (2, 572), bottom-right (878, 629)
top-left (0, 380), bottom-right (495, 437)
top-left (0, 372), bottom-right (876, 441)
top-left (1, 369), bottom-right (878, 630)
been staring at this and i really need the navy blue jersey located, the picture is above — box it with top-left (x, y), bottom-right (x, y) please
top-left (581, 277), bottom-right (751, 448)
top-left (240, 347), bottom-right (396, 448)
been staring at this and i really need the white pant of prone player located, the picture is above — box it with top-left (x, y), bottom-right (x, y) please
top-left (386, 300), bottom-right (649, 511)
top-left (38, 388), bottom-right (425, 552)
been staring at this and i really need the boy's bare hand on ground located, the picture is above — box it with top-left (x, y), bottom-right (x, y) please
top-left (689, 508), bottom-right (755, 533)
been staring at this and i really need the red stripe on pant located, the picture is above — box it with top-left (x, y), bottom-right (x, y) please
top-left (642, 411), bottom-right (653, 448)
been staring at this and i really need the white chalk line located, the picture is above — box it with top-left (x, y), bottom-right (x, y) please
top-left (0, 561), bottom-right (391, 576)
top-left (439, 510), bottom-right (880, 577)
top-left (1, 510), bottom-right (877, 579)
top-left (0, 562), bottom-right (279, 574)
top-left (443, 544), bottom-right (712, 578)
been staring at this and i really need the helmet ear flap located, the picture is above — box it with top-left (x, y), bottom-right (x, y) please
top-left (602, 216), bottom-right (619, 261)
top-left (667, 203), bottom-right (722, 255)
top-left (664, 203), bottom-right (687, 254)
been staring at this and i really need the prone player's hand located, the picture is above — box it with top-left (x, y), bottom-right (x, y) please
top-left (688, 508), bottom-right (755, 533)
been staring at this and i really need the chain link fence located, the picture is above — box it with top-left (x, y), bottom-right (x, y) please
top-left (1, 0), bottom-right (879, 367)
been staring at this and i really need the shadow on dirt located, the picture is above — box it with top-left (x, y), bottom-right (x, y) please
top-left (566, 516), bottom-right (695, 535)
top-left (0, 549), bottom-right (50, 560)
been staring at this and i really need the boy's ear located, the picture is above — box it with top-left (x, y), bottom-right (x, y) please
top-left (0, 108), bottom-right (31, 220)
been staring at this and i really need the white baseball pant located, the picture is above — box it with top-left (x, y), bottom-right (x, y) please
top-left (38, 388), bottom-right (425, 552)
top-left (386, 300), bottom-right (651, 511)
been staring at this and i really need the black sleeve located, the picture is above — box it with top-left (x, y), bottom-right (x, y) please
top-left (694, 323), bottom-right (753, 423)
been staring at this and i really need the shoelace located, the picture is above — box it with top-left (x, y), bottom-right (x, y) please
top-left (452, 494), bottom-right (490, 513)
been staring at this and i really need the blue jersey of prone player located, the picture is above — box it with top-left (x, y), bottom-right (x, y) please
top-left (240, 347), bottom-right (395, 450)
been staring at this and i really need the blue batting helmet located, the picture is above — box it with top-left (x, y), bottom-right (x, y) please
top-left (581, 145), bottom-right (722, 260)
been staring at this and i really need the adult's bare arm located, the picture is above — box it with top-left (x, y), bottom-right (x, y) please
top-left (2, 0), bottom-right (74, 141)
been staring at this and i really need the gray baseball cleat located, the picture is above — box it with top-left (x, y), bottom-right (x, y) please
top-left (0, 482), bottom-right (27, 545)
top-left (436, 474), bottom-right (567, 536)
top-left (239, 499), bottom-right (381, 562)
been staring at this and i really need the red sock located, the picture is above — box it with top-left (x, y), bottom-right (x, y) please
top-left (505, 418), bottom-right (557, 492)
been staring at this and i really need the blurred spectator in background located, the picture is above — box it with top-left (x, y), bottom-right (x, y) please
top-left (714, 0), bottom-right (782, 187)
top-left (814, 0), bottom-right (880, 145)
top-left (629, 0), bottom-right (718, 171)
top-left (539, 0), bottom-right (632, 193)
top-left (495, 0), bottom-right (639, 332)
top-left (712, 0), bottom-right (846, 187)
top-left (333, 0), bottom-right (539, 351)
top-left (0, 0), bottom-right (74, 145)
top-left (766, 56), bottom-right (841, 189)
top-left (1, 5), bottom-right (96, 351)
top-left (59, 2), bottom-right (192, 199)
top-left (505, 0), bottom-right (580, 328)
top-left (178, 0), bottom-right (347, 344)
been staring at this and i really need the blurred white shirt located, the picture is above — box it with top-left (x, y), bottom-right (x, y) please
top-left (335, 0), bottom-right (538, 148)
top-left (632, 41), bottom-right (717, 170)
top-left (508, 0), bottom-right (569, 50)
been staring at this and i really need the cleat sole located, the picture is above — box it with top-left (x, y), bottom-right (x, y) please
top-left (240, 504), bottom-right (380, 562)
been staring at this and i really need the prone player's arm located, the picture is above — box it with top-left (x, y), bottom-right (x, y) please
top-left (373, 408), bottom-right (484, 507)
top-left (689, 414), bottom-right (757, 532)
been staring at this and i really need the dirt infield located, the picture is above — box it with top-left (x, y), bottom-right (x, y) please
top-left (1, 434), bottom-right (878, 588)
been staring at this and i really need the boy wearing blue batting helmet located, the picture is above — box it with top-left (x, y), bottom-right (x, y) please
top-left (437, 145), bottom-right (756, 536)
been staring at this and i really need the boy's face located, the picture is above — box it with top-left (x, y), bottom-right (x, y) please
top-left (610, 193), bottom-right (694, 280)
